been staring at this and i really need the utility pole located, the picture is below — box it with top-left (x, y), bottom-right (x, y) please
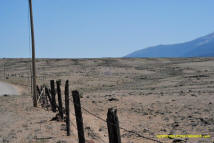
top-left (29, 0), bottom-right (37, 107)
top-left (3, 61), bottom-right (5, 80)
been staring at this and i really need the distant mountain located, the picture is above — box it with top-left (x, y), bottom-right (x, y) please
top-left (125, 32), bottom-right (214, 58)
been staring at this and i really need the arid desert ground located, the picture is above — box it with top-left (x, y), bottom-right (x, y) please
top-left (0, 58), bottom-right (214, 143)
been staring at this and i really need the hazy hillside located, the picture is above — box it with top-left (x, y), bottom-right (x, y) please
top-left (125, 32), bottom-right (214, 58)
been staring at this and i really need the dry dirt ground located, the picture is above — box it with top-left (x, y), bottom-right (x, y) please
top-left (0, 58), bottom-right (214, 143)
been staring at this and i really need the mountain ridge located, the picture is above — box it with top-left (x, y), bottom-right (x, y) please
top-left (125, 32), bottom-right (214, 58)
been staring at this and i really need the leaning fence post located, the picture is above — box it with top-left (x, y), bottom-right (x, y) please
top-left (43, 86), bottom-right (48, 110)
top-left (36, 85), bottom-right (41, 96)
top-left (65, 80), bottom-right (70, 136)
top-left (45, 86), bottom-right (52, 110)
top-left (36, 85), bottom-right (41, 101)
top-left (107, 108), bottom-right (121, 143)
top-left (72, 90), bottom-right (85, 143)
top-left (41, 86), bottom-right (45, 108)
top-left (50, 80), bottom-right (57, 112)
top-left (56, 80), bottom-right (63, 119)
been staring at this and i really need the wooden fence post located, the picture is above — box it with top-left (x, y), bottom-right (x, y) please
top-left (72, 90), bottom-right (85, 143)
top-left (107, 108), bottom-right (121, 143)
top-left (45, 86), bottom-right (52, 110)
top-left (41, 86), bottom-right (45, 107)
top-left (36, 85), bottom-right (41, 96)
top-left (37, 85), bottom-right (42, 102)
top-left (42, 86), bottom-right (48, 110)
top-left (50, 80), bottom-right (57, 112)
top-left (40, 85), bottom-right (48, 108)
top-left (56, 80), bottom-right (63, 119)
top-left (65, 80), bottom-right (70, 136)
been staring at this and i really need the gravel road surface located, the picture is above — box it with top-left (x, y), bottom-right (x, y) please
top-left (0, 81), bottom-right (19, 96)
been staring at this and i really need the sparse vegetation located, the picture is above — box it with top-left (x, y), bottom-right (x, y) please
top-left (0, 58), bottom-right (214, 142)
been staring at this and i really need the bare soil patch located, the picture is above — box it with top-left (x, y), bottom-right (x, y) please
top-left (0, 58), bottom-right (214, 143)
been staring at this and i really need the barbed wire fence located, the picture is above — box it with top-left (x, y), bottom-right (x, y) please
top-left (71, 98), bottom-right (163, 143)
top-left (36, 79), bottom-right (164, 143)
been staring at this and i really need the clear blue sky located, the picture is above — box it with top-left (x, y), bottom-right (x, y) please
top-left (1, 0), bottom-right (214, 58)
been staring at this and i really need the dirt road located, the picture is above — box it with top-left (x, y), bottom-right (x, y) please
top-left (0, 81), bottom-right (19, 96)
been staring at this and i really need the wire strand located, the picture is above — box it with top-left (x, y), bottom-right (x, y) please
top-left (70, 110), bottom-right (108, 143)
top-left (70, 100), bottom-right (163, 143)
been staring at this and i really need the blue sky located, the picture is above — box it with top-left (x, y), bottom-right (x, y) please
top-left (0, 0), bottom-right (214, 58)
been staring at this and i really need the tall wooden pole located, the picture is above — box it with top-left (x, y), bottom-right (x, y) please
top-left (3, 62), bottom-right (5, 80)
top-left (29, 0), bottom-right (37, 107)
